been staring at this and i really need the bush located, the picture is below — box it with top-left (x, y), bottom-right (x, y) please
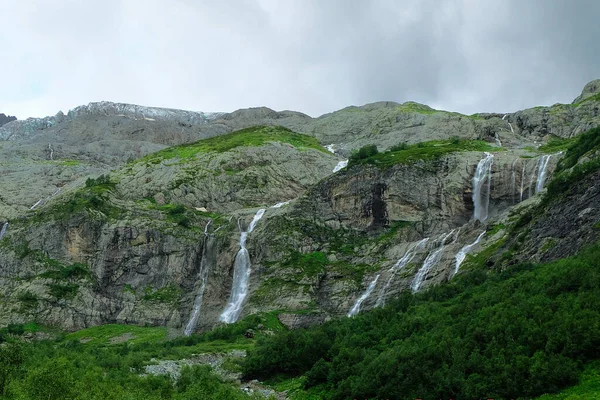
top-left (349, 144), bottom-right (379, 164)
top-left (242, 243), bottom-right (600, 399)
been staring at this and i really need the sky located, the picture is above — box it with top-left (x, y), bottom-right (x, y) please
top-left (1, 0), bottom-right (599, 119)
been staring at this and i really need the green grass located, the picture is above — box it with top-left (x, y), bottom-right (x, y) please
top-left (538, 136), bottom-right (576, 154)
top-left (65, 324), bottom-right (168, 346)
top-left (142, 285), bottom-right (181, 304)
top-left (349, 139), bottom-right (496, 169)
top-left (136, 126), bottom-right (328, 163)
top-left (397, 102), bottom-right (438, 114)
top-left (537, 363), bottom-right (600, 399)
top-left (573, 92), bottom-right (600, 107)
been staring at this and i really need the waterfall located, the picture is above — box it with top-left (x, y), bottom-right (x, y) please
top-left (271, 201), bottom-right (290, 208)
top-left (184, 221), bottom-right (214, 336)
top-left (494, 132), bottom-right (502, 147)
top-left (325, 144), bottom-right (336, 153)
top-left (49, 143), bottom-right (54, 160)
top-left (30, 199), bottom-right (44, 210)
top-left (520, 163), bottom-right (526, 202)
top-left (510, 159), bottom-right (517, 203)
top-left (333, 160), bottom-right (348, 173)
top-left (411, 231), bottom-right (456, 292)
top-left (0, 222), bottom-right (8, 241)
top-left (528, 160), bottom-right (536, 198)
top-left (347, 274), bottom-right (380, 317)
top-left (472, 152), bottom-right (494, 222)
top-left (375, 238), bottom-right (429, 307)
top-left (502, 114), bottom-right (514, 133)
top-left (452, 231), bottom-right (485, 278)
top-left (535, 155), bottom-right (552, 193)
top-left (219, 209), bottom-right (266, 324)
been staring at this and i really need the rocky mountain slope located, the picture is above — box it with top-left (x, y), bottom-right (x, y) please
top-left (0, 113), bottom-right (16, 127)
top-left (0, 80), bottom-right (599, 335)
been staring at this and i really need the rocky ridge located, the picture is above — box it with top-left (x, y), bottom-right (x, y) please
top-left (0, 80), bottom-right (599, 333)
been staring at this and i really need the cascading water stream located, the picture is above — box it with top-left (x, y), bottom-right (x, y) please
top-left (375, 238), bottom-right (429, 307)
top-left (271, 201), bottom-right (290, 208)
top-left (472, 152), bottom-right (494, 222)
top-left (494, 132), bottom-right (502, 147)
top-left (520, 163), bottom-right (526, 202)
top-left (325, 144), bottom-right (336, 153)
top-left (535, 155), bottom-right (552, 193)
top-left (452, 231), bottom-right (485, 278)
top-left (411, 230), bottom-right (457, 292)
top-left (219, 209), bottom-right (266, 323)
top-left (333, 160), bottom-right (348, 173)
top-left (0, 222), bottom-right (8, 241)
top-left (184, 220), bottom-right (214, 336)
top-left (347, 274), bottom-right (380, 317)
top-left (510, 159), bottom-right (517, 203)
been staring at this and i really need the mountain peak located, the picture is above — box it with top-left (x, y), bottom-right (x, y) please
top-left (573, 79), bottom-right (600, 104)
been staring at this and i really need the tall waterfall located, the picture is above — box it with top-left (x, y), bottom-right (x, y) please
top-left (375, 238), bottom-right (429, 307)
top-left (411, 230), bottom-right (457, 292)
top-left (510, 159), bottom-right (517, 203)
top-left (535, 155), bottom-right (552, 193)
top-left (494, 132), bottom-right (502, 147)
top-left (472, 153), bottom-right (494, 222)
top-left (520, 163), bottom-right (526, 202)
top-left (0, 222), bottom-right (7, 241)
top-left (333, 160), bottom-right (348, 173)
top-left (219, 209), bottom-right (266, 324)
top-left (452, 231), bottom-right (485, 278)
top-left (347, 274), bottom-right (380, 317)
top-left (184, 221), bottom-right (214, 336)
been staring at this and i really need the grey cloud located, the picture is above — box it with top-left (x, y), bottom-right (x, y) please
top-left (0, 0), bottom-right (598, 118)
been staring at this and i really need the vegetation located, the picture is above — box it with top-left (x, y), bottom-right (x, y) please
top-left (545, 126), bottom-right (600, 201)
top-left (538, 136), bottom-right (576, 154)
top-left (243, 243), bottom-right (600, 399)
top-left (397, 102), bottom-right (437, 114)
top-left (0, 315), bottom-right (283, 400)
top-left (348, 139), bottom-right (495, 168)
top-left (137, 126), bottom-right (328, 163)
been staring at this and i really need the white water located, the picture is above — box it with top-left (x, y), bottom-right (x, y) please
top-left (48, 143), bottom-right (54, 160)
top-left (219, 209), bottom-right (266, 323)
top-left (510, 159), bottom-right (517, 203)
top-left (30, 199), bottom-right (44, 210)
top-left (494, 132), bottom-right (502, 147)
top-left (184, 221), bottom-right (213, 336)
top-left (325, 144), bottom-right (336, 153)
top-left (452, 231), bottom-right (485, 278)
top-left (508, 122), bottom-right (514, 134)
top-left (347, 274), bottom-right (380, 317)
top-left (0, 222), bottom-right (7, 241)
top-left (502, 114), bottom-right (507, 120)
top-left (375, 238), bottom-right (429, 307)
top-left (411, 231), bottom-right (456, 292)
top-left (520, 163), bottom-right (526, 202)
top-left (535, 155), bottom-right (552, 193)
top-left (271, 201), bottom-right (290, 208)
top-left (333, 160), bottom-right (348, 173)
top-left (472, 152), bottom-right (494, 222)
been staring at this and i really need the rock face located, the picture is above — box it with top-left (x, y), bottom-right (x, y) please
top-left (0, 113), bottom-right (16, 127)
top-left (0, 79), bottom-right (598, 333)
top-left (573, 79), bottom-right (600, 104)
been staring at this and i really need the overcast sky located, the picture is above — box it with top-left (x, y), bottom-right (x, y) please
top-left (1, 0), bottom-right (599, 119)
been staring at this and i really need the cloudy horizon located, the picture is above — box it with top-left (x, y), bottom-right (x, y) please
top-left (1, 0), bottom-right (599, 119)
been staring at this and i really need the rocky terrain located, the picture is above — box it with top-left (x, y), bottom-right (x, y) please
top-left (0, 79), bottom-right (599, 336)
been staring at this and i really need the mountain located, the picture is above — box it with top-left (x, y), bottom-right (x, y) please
top-left (1, 80), bottom-right (600, 398)
top-left (0, 113), bottom-right (16, 127)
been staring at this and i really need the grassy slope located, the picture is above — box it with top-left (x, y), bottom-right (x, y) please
top-left (349, 139), bottom-right (496, 168)
top-left (138, 125), bottom-right (328, 162)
